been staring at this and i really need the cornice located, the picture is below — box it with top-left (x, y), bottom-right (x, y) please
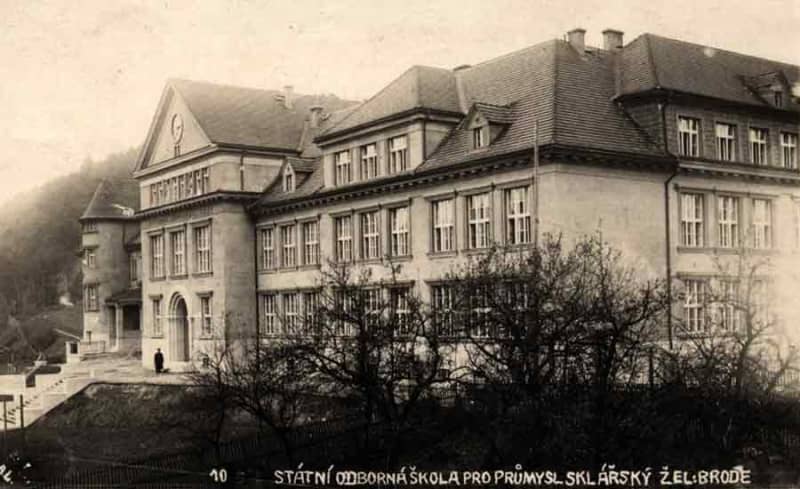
top-left (135, 190), bottom-right (261, 219)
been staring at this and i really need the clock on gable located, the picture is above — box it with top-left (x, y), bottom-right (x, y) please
top-left (170, 113), bottom-right (184, 144)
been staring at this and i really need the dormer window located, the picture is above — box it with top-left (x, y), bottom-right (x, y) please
top-left (473, 127), bottom-right (486, 149)
top-left (283, 165), bottom-right (295, 192)
top-left (774, 90), bottom-right (783, 108)
top-left (359, 143), bottom-right (378, 180)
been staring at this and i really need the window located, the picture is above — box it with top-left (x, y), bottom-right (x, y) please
top-left (334, 150), bottom-right (352, 185)
top-left (261, 228), bottom-right (275, 270)
top-left (752, 280), bottom-right (769, 326)
top-left (684, 279), bottom-right (706, 333)
top-left (505, 187), bottom-right (531, 245)
top-left (150, 234), bottom-right (165, 278)
top-left (715, 123), bottom-right (736, 161)
top-left (750, 128), bottom-right (769, 165)
top-left (389, 207), bottom-right (410, 256)
top-left (200, 296), bottom-right (212, 336)
top-left (194, 225), bottom-right (211, 273)
top-left (363, 288), bottom-right (382, 328)
top-left (432, 199), bottom-right (455, 253)
top-left (170, 229), bottom-right (186, 275)
top-left (83, 221), bottom-right (97, 233)
top-left (283, 166), bottom-right (295, 192)
top-left (84, 285), bottom-right (98, 312)
top-left (334, 290), bottom-right (354, 336)
top-left (359, 143), bottom-right (378, 180)
top-left (152, 298), bottom-right (162, 336)
top-left (432, 284), bottom-right (455, 337)
top-left (718, 281), bottom-right (740, 332)
top-left (680, 193), bottom-right (704, 248)
top-left (782, 132), bottom-right (798, 169)
top-left (469, 286), bottom-right (492, 338)
top-left (774, 90), bottom-right (784, 107)
top-left (473, 127), bottom-right (485, 149)
top-left (85, 248), bottom-right (96, 269)
top-left (302, 221), bottom-right (319, 266)
top-left (280, 225), bottom-right (296, 268)
top-left (467, 193), bottom-right (492, 249)
top-left (302, 291), bottom-right (320, 333)
top-left (334, 215), bottom-right (353, 262)
top-left (717, 196), bottom-right (739, 248)
top-left (262, 295), bottom-right (278, 335)
top-left (388, 135), bottom-right (408, 174)
top-left (283, 293), bottom-right (299, 334)
top-left (391, 288), bottom-right (411, 335)
top-left (360, 211), bottom-right (380, 260)
top-left (752, 199), bottom-right (772, 249)
top-left (129, 252), bottom-right (141, 284)
top-left (678, 116), bottom-right (700, 157)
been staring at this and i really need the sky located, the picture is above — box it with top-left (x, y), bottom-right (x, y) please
top-left (0, 0), bottom-right (798, 205)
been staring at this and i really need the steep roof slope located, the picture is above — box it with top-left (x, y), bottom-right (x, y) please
top-left (171, 79), bottom-right (357, 151)
top-left (422, 40), bottom-right (662, 170)
top-left (319, 66), bottom-right (462, 138)
top-left (619, 34), bottom-right (800, 112)
top-left (80, 178), bottom-right (140, 220)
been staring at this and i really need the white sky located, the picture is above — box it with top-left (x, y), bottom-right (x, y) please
top-left (0, 0), bottom-right (798, 205)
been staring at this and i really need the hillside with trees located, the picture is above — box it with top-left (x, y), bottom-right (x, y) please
top-left (0, 147), bottom-right (139, 363)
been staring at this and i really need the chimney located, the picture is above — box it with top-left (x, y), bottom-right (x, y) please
top-left (602, 29), bottom-right (624, 51)
top-left (567, 28), bottom-right (586, 53)
top-left (283, 85), bottom-right (294, 109)
top-left (309, 105), bottom-right (324, 128)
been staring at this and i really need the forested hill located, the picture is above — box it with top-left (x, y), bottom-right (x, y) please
top-left (0, 147), bottom-right (140, 324)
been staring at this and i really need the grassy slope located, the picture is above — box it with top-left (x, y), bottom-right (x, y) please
top-left (0, 305), bottom-right (83, 366)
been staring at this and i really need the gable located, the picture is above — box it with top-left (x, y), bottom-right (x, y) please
top-left (141, 87), bottom-right (211, 169)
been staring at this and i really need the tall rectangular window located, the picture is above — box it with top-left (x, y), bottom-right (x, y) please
top-left (782, 132), bottom-right (798, 169)
top-left (84, 285), bottom-right (98, 312)
top-left (283, 293), bottom-right (299, 334)
top-left (752, 199), bottom-right (772, 249)
top-left (684, 279), bottom-right (706, 333)
top-left (150, 234), bottom-right (165, 278)
top-left (717, 196), bottom-right (739, 248)
top-left (752, 280), bottom-right (769, 326)
top-left (302, 291), bottom-right (319, 333)
top-left (152, 298), bottom-right (162, 336)
top-left (473, 127), bottom-right (485, 149)
top-left (360, 211), bottom-right (380, 260)
top-left (750, 128), bottom-right (769, 165)
top-left (715, 123), bottom-right (736, 161)
top-left (200, 296), bottom-right (212, 335)
top-left (261, 228), bottom-right (275, 270)
top-left (678, 116), bottom-right (700, 157)
top-left (388, 135), bottom-right (408, 174)
top-left (85, 248), bottom-right (96, 269)
top-left (680, 193), bottom-right (704, 247)
top-left (432, 284), bottom-right (455, 337)
top-left (363, 288), bottom-right (382, 328)
top-left (170, 229), bottom-right (186, 275)
top-left (280, 224), bottom-right (296, 268)
top-left (334, 150), bottom-right (351, 185)
top-left (262, 295), bottom-right (278, 335)
top-left (129, 252), bottom-right (141, 284)
top-left (391, 287), bottom-right (411, 335)
top-left (390, 207), bottom-right (410, 256)
top-left (359, 143), bottom-right (378, 180)
top-left (302, 221), bottom-right (319, 266)
top-left (194, 225), bottom-right (211, 273)
top-left (432, 199), bottom-right (455, 253)
top-left (505, 187), bottom-right (531, 245)
top-left (467, 193), bottom-right (492, 249)
top-left (334, 215), bottom-right (353, 262)
top-left (470, 286), bottom-right (491, 338)
top-left (718, 281), bottom-right (740, 332)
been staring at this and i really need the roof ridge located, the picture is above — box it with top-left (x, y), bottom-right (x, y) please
top-left (642, 33), bottom-right (799, 68)
top-left (460, 38), bottom-right (559, 73)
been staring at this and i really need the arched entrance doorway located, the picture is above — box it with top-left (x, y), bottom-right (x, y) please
top-left (169, 294), bottom-right (190, 362)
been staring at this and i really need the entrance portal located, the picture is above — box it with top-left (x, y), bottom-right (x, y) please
top-left (170, 295), bottom-right (190, 362)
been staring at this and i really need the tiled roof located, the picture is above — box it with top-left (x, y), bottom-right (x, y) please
top-left (422, 40), bottom-right (663, 170)
top-left (81, 178), bottom-right (140, 220)
top-left (473, 103), bottom-right (516, 124)
top-left (287, 157), bottom-right (316, 173)
top-left (619, 34), bottom-right (800, 112)
top-left (170, 79), bottom-right (357, 151)
top-left (318, 66), bottom-right (462, 139)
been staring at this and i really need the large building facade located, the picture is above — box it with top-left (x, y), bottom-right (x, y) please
top-left (79, 29), bottom-right (800, 372)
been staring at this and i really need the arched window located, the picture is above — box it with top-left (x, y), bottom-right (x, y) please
top-left (283, 165), bottom-right (295, 192)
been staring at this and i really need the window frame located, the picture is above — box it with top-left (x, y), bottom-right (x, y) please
top-left (677, 116), bottom-right (701, 157)
top-left (260, 227), bottom-right (275, 270)
top-left (387, 135), bottom-right (409, 174)
top-left (751, 198), bottom-right (772, 249)
top-left (714, 122), bottom-right (737, 162)
top-left (749, 127), bottom-right (769, 166)
top-left (262, 294), bottom-right (278, 336)
top-left (84, 284), bottom-right (99, 312)
top-left (333, 214), bottom-right (353, 263)
top-left (431, 198), bottom-right (455, 253)
top-left (359, 143), bottom-right (379, 180)
top-left (782, 132), bottom-right (798, 169)
top-left (504, 186), bottom-right (531, 245)
top-left (389, 206), bottom-right (410, 257)
top-left (150, 233), bottom-right (165, 279)
top-left (280, 224), bottom-right (297, 268)
top-left (466, 192), bottom-right (492, 250)
top-left (193, 224), bottom-right (212, 274)
top-left (170, 228), bottom-right (187, 276)
top-left (360, 210), bottom-right (381, 261)
top-left (683, 278), bottom-right (707, 334)
top-left (717, 195), bottom-right (740, 249)
top-left (302, 220), bottom-right (320, 266)
top-left (679, 192), bottom-right (705, 248)
top-left (334, 150), bottom-right (352, 185)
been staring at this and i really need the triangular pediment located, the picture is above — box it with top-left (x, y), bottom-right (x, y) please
top-left (135, 83), bottom-right (212, 172)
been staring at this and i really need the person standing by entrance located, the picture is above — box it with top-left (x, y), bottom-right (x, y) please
top-left (154, 348), bottom-right (164, 374)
